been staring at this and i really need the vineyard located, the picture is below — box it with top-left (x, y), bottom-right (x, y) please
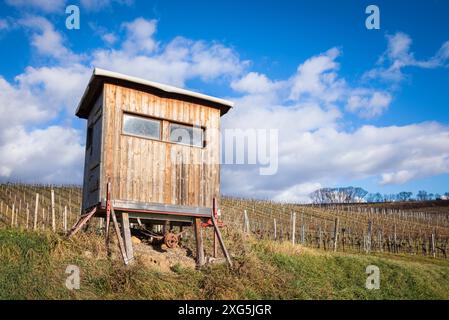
top-left (0, 183), bottom-right (82, 233)
top-left (221, 197), bottom-right (449, 258)
top-left (1, 182), bottom-right (448, 259)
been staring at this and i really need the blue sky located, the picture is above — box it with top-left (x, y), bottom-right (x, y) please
top-left (0, 0), bottom-right (448, 201)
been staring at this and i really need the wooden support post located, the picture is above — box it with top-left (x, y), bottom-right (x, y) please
top-left (333, 217), bottom-right (339, 252)
top-left (211, 214), bottom-right (233, 267)
top-left (63, 206), bottom-right (68, 232)
top-left (42, 208), bottom-right (46, 230)
top-left (26, 203), bottom-right (29, 230)
top-left (393, 224), bottom-right (397, 254)
top-left (363, 233), bottom-right (367, 253)
top-left (111, 207), bottom-right (129, 265)
top-left (14, 206), bottom-right (18, 227)
top-left (431, 233), bottom-right (436, 258)
top-left (11, 203), bottom-right (15, 227)
top-left (273, 218), bottom-right (277, 240)
top-left (51, 189), bottom-right (56, 232)
top-left (243, 210), bottom-right (250, 234)
top-left (18, 199), bottom-right (21, 227)
top-left (163, 220), bottom-right (169, 234)
top-left (66, 207), bottom-right (97, 237)
top-left (301, 224), bottom-right (305, 245)
top-left (291, 211), bottom-right (296, 244)
top-left (378, 230), bottom-right (383, 252)
top-left (194, 218), bottom-right (205, 267)
top-left (367, 220), bottom-right (372, 254)
top-left (33, 193), bottom-right (39, 231)
top-left (121, 212), bottom-right (134, 262)
top-left (319, 226), bottom-right (322, 249)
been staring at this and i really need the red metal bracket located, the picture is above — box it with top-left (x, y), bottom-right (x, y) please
top-left (202, 198), bottom-right (225, 228)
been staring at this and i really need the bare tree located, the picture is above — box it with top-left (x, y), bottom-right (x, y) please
top-left (310, 187), bottom-right (368, 204)
top-left (397, 192), bottom-right (413, 201)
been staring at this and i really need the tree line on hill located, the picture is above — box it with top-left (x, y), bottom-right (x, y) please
top-left (309, 187), bottom-right (449, 204)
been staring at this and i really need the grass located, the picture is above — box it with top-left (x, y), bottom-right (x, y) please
top-left (0, 227), bottom-right (448, 300)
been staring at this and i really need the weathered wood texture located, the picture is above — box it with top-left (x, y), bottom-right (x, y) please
top-left (82, 83), bottom-right (221, 212)
top-left (82, 93), bottom-right (104, 211)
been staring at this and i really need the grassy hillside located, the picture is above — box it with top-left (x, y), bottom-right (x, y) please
top-left (1, 183), bottom-right (448, 299)
top-left (1, 227), bottom-right (449, 300)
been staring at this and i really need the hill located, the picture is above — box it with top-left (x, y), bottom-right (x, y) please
top-left (1, 228), bottom-right (449, 299)
top-left (1, 183), bottom-right (449, 299)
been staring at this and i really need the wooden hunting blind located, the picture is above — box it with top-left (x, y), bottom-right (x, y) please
top-left (70, 68), bottom-right (233, 266)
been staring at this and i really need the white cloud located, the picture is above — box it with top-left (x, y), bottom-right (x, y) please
top-left (386, 32), bottom-right (413, 62)
top-left (289, 47), bottom-right (343, 103)
top-left (6, 0), bottom-right (133, 13)
top-left (0, 19), bottom-right (9, 30)
top-left (222, 119), bottom-right (449, 201)
top-left (122, 18), bottom-right (158, 54)
top-left (0, 17), bottom-right (248, 183)
top-left (231, 72), bottom-right (282, 94)
top-left (102, 32), bottom-right (117, 45)
top-left (230, 47), bottom-right (392, 119)
top-left (92, 19), bottom-right (248, 87)
top-left (365, 32), bottom-right (449, 83)
top-left (381, 170), bottom-right (414, 185)
top-left (187, 39), bottom-right (247, 81)
top-left (88, 22), bottom-right (118, 46)
top-left (0, 77), bottom-right (49, 136)
top-left (3, 15), bottom-right (449, 200)
top-left (272, 182), bottom-right (322, 203)
top-left (5, 0), bottom-right (66, 13)
top-left (221, 46), bottom-right (449, 201)
top-left (80, 0), bottom-right (133, 11)
top-left (18, 16), bottom-right (81, 62)
top-left (346, 90), bottom-right (392, 118)
top-left (0, 125), bottom-right (84, 183)
top-left (0, 59), bottom-right (90, 184)
top-left (434, 41), bottom-right (449, 65)
top-left (16, 64), bottom-right (91, 114)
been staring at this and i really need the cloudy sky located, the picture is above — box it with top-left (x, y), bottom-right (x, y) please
top-left (0, 0), bottom-right (448, 201)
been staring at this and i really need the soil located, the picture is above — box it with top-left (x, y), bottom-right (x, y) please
top-left (133, 240), bottom-right (197, 272)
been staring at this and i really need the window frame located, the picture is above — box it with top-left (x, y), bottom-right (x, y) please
top-left (120, 111), bottom-right (206, 149)
top-left (168, 121), bottom-right (205, 148)
top-left (121, 112), bottom-right (162, 142)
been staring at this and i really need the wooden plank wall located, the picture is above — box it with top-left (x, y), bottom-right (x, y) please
top-left (82, 93), bottom-right (104, 211)
top-left (102, 83), bottom-right (220, 209)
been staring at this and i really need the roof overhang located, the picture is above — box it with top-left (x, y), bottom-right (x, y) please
top-left (75, 68), bottom-right (234, 119)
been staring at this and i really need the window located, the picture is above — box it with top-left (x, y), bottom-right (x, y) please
top-left (169, 123), bottom-right (204, 147)
top-left (86, 126), bottom-right (93, 155)
top-left (122, 113), bottom-right (161, 140)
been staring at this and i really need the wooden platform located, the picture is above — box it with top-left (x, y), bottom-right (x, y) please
top-left (90, 200), bottom-right (212, 225)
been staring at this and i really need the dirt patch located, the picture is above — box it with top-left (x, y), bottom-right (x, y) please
top-left (134, 242), bottom-right (196, 272)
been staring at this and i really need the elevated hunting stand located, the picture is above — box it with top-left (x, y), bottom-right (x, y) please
top-left (68, 68), bottom-right (233, 267)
